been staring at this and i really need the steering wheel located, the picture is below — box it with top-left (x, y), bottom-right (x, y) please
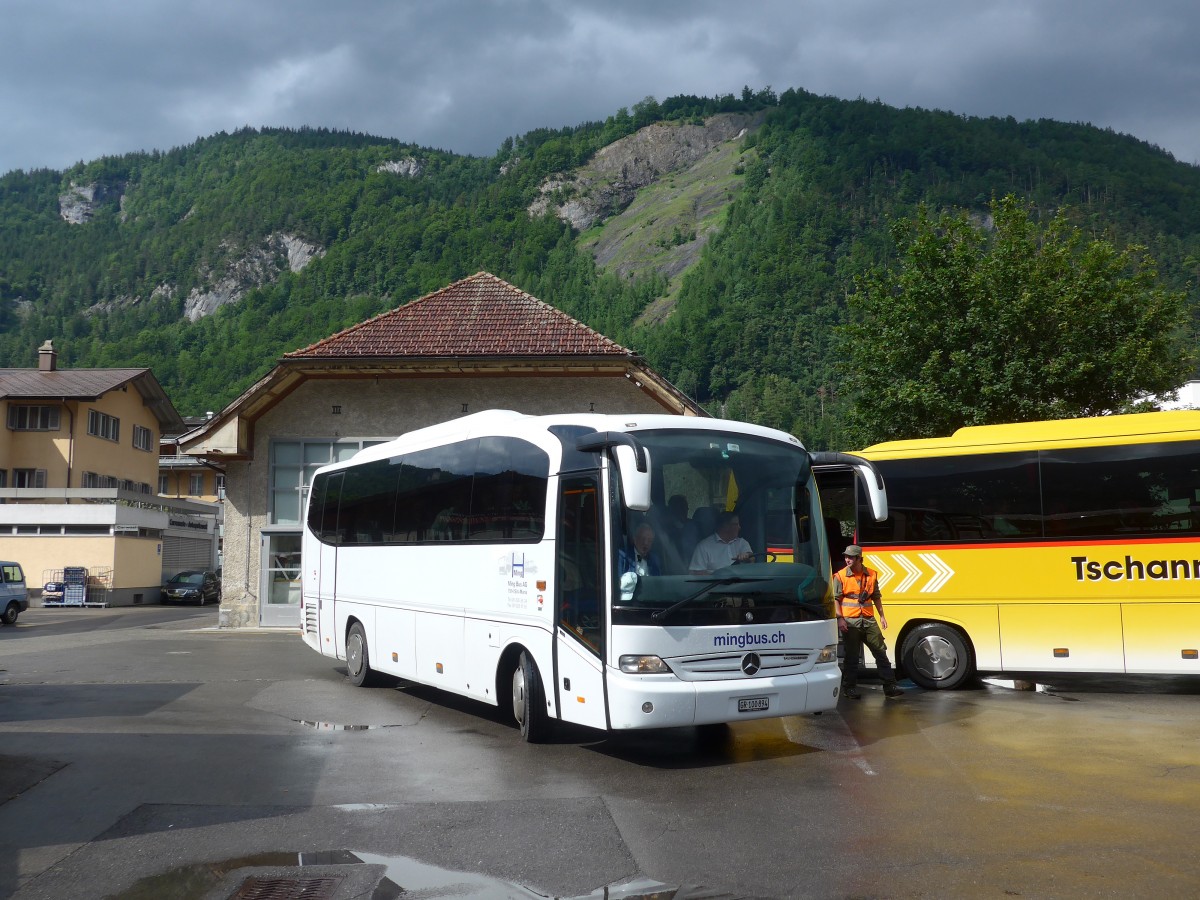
top-left (732, 551), bottom-right (777, 564)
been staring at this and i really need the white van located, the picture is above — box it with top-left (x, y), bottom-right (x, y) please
top-left (1, 562), bottom-right (29, 625)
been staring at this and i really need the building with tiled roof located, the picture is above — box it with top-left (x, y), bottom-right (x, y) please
top-left (181, 272), bottom-right (703, 628)
top-left (0, 341), bottom-right (218, 607)
top-left (286, 271), bottom-right (632, 359)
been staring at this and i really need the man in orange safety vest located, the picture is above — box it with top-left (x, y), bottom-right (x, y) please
top-left (834, 545), bottom-right (903, 699)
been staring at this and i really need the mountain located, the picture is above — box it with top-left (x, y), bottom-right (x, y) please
top-left (1, 88), bottom-right (1198, 449)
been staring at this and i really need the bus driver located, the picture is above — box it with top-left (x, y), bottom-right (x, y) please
top-left (689, 511), bottom-right (754, 574)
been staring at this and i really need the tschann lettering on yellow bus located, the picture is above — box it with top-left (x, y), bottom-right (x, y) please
top-left (1071, 555), bottom-right (1200, 581)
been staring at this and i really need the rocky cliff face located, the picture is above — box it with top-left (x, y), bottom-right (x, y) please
top-left (528, 112), bottom-right (761, 231)
top-left (82, 232), bottom-right (325, 321)
top-left (58, 181), bottom-right (126, 224)
top-left (182, 233), bottom-right (325, 321)
top-left (376, 157), bottom-right (423, 177)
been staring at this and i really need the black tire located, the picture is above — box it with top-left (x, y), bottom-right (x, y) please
top-left (901, 622), bottom-right (974, 690)
top-left (1, 602), bottom-right (18, 625)
top-left (345, 622), bottom-right (375, 687)
top-left (511, 650), bottom-right (550, 743)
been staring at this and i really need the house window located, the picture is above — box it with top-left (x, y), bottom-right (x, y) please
top-left (270, 438), bottom-right (385, 525)
top-left (13, 469), bottom-right (47, 488)
top-left (133, 424), bottom-right (153, 451)
top-left (121, 479), bottom-right (137, 493)
top-left (7, 405), bottom-right (60, 431)
top-left (215, 474), bottom-right (226, 499)
top-left (87, 410), bottom-right (120, 442)
top-left (188, 473), bottom-right (204, 495)
top-left (158, 475), bottom-right (169, 494)
top-left (82, 472), bottom-right (100, 488)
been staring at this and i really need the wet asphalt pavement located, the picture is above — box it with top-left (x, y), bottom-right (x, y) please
top-left (2, 605), bottom-right (1199, 899)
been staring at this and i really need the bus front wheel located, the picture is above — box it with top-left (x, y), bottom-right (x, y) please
top-left (512, 651), bottom-right (550, 743)
top-left (346, 622), bottom-right (375, 687)
top-left (900, 623), bottom-right (974, 690)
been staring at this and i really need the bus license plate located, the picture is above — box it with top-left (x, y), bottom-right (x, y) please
top-left (738, 697), bottom-right (769, 712)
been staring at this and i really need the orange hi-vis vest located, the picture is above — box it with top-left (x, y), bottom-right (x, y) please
top-left (834, 567), bottom-right (878, 619)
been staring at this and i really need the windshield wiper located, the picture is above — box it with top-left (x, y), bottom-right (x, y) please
top-left (650, 575), bottom-right (772, 622)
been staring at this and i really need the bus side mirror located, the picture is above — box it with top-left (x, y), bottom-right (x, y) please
top-left (855, 462), bottom-right (888, 522)
top-left (810, 451), bottom-right (888, 522)
top-left (615, 445), bottom-right (652, 511)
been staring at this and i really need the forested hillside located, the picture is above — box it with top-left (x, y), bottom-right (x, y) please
top-left (1, 88), bottom-right (1197, 448)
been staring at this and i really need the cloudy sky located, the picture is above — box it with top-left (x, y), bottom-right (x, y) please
top-left (3, 0), bottom-right (1198, 175)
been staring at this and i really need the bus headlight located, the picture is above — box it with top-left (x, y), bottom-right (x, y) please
top-left (815, 644), bottom-right (838, 664)
top-left (619, 654), bottom-right (670, 674)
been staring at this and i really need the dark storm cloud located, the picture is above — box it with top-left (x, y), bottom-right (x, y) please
top-left (2, 0), bottom-right (1197, 174)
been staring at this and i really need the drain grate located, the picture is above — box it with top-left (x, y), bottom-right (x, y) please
top-left (230, 875), bottom-right (345, 900)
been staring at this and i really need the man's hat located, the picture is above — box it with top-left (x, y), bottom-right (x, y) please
top-left (843, 545), bottom-right (863, 557)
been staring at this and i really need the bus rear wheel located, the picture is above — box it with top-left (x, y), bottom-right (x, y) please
top-left (901, 623), bottom-right (974, 690)
top-left (346, 622), bottom-right (375, 687)
top-left (512, 651), bottom-right (550, 743)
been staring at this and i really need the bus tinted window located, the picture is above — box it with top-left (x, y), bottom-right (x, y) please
top-left (1041, 441), bottom-right (1200, 537)
top-left (469, 437), bottom-right (548, 540)
top-left (338, 457), bottom-right (402, 544)
top-left (398, 441), bottom-right (477, 542)
top-left (307, 472), bottom-right (329, 539)
top-left (308, 471), bottom-right (342, 543)
top-left (859, 452), bottom-right (1041, 543)
top-left (311, 437), bottom-right (550, 546)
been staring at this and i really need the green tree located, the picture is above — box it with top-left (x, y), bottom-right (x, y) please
top-left (841, 195), bottom-right (1192, 443)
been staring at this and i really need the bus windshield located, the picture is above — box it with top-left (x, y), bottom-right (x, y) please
top-left (611, 429), bottom-right (831, 625)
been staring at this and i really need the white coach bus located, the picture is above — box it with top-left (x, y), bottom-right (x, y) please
top-left (300, 410), bottom-right (886, 741)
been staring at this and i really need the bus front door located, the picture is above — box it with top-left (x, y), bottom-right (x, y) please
top-left (555, 475), bottom-right (609, 731)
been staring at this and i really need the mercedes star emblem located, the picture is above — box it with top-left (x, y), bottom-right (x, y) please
top-left (741, 652), bottom-right (762, 676)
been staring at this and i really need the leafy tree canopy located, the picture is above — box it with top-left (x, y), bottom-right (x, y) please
top-left (841, 195), bottom-right (1193, 444)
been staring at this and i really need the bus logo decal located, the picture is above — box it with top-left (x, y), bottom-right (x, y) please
top-left (741, 653), bottom-right (762, 675)
top-left (871, 553), bottom-right (955, 594)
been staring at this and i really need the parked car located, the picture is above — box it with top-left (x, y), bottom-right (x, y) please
top-left (161, 570), bottom-right (220, 606)
top-left (0, 561), bottom-right (29, 625)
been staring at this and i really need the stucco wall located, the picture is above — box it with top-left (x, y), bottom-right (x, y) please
top-left (2, 392), bottom-right (160, 490)
top-left (217, 374), bottom-right (670, 627)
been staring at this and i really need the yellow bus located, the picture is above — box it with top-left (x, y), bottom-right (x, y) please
top-left (814, 411), bottom-right (1200, 689)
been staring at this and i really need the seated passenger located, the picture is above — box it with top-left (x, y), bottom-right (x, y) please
top-left (618, 523), bottom-right (662, 577)
top-left (689, 511), bottom-right (754, 574)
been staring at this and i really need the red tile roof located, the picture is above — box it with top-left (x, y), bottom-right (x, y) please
top-left (286, 272), bottom-right (634, 359)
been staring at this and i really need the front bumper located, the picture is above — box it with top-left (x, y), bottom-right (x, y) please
top-left (605, 663), bottom-right (841, 730)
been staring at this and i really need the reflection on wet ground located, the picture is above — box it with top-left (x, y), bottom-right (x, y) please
top-left (112, 849), bottom-right (737, 900)
top-left (294, 719), bottom-right (391, 731)
top-left (984, 673), bottom-right (1200, 697)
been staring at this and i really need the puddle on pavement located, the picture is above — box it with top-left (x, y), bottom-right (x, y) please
top-left (294, 718), bottom-right (391, 730)
top-left (984, 678), bottom-right (1081, 700)
top-left (109, 848), bottom-right (706, 899)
